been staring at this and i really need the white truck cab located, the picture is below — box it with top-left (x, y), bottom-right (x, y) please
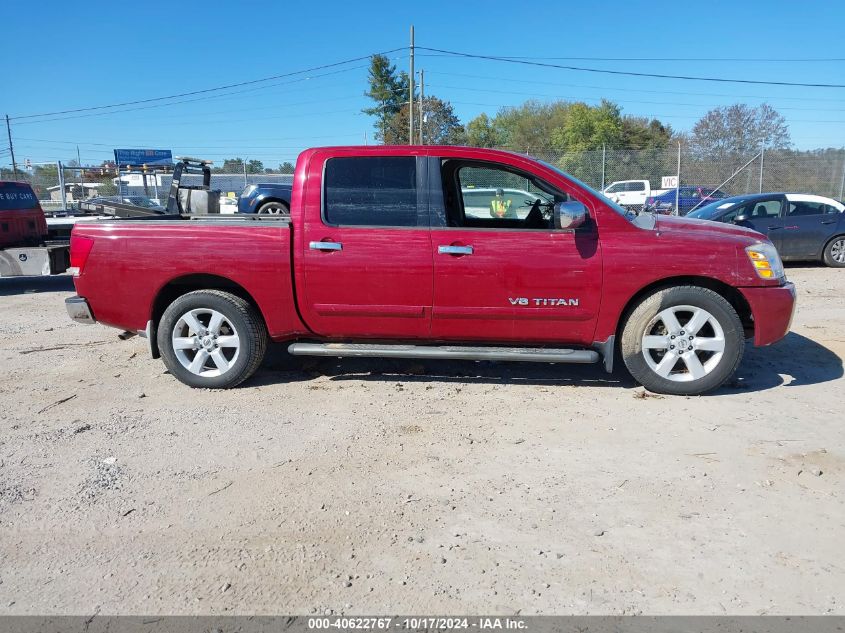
top-left (601, 180), bottom-right (665, 209)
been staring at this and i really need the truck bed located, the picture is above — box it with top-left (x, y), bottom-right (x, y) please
top-left (71, 215), bottom-right (301, 338)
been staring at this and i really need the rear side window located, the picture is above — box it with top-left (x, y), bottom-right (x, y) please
top-left (627, 181), bottom-right (645, 192)
top-left (324, 156), bottom-right (417, 226)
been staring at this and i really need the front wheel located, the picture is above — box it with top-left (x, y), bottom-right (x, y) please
top-left (620, 286), bottom-right (744, 395)
top-left (823, 235), bottom-right (845, 267)
top-left (256, 200), bottom-right (289, 216)
top-left (157, 290), bottom-right (267, 388)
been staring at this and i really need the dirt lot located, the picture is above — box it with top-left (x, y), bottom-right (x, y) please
top-left (0, 266), bottom-right (843, 616)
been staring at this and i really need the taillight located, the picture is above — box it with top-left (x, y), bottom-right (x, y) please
top-left (69, 235), bottom-right (94, 276)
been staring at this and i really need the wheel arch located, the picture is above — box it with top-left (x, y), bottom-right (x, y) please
top-left (615, 275), bottom-right (754, 343)
top-left (148, 274), bottom-right (267, 358)
top-left (255, 197), bottom-right (290, 212)
top-left (821, 232), bottom-right (845, 261)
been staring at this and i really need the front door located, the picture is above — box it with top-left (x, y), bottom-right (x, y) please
top-left (300, 155), bottom-right (432, 339)
top-left (733, 197), bottom-right (785, 250)
top-left (430, 160), bottom-right (602, 345)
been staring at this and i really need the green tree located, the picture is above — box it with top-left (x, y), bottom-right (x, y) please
top-left (246, 159), bottom-right (264, 174)
top-left (363, 54), bottom-right (411, 143)
top-left (465, 113), bottom-right (503, 148)
top-left (278, 162), bottom-right (295, 174)
top-left (550, 100), bottom-right (623, 151)
top-left (621, 116), bottom-right (673, 149)
top-left (221, 158), bottom-right (245, 173)
top-left (383, 97), bottom-right (465, 145)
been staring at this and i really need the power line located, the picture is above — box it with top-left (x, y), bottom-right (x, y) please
top-left (426, 83), bottom-right (845, 113)
top-left (9, 49), bottom-right (404, 121)
top-left (417, 46), bottom-right (845, 88)
top-left (425, 70), bottom-right (845, 104)
top-left (420, 53), bottom-right (845, 63)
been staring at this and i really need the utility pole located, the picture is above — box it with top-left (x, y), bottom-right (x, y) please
top-left (675, 142), bottom-right (681, 216)
top-left (409, 25), bottom-right (415, 145)
top-left (77, 145), bottom-right (83, 202)
top-left (5, 114), bottom-right (18, 178)
top-left (418, 69), bottom-right (424, 145)
top-left (758, 144), bottom-right (765, 193)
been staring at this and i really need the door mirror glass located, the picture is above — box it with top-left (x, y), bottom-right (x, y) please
top-left (554, 201), bottom-right (588, 229)
top-left (733, 213), bottom-right (749, 223)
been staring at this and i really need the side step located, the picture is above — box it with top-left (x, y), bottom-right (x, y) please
top-left (287, 342), bottom-right (600, 364)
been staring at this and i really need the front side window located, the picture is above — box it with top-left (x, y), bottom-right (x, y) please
top-left (444, 161), bottom-right (563, 229)
top-left (747, 199), bottom-right (782, 218)
top-left (324, 156), bottom-right (417, 226)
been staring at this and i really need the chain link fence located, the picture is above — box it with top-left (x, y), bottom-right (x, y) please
top-left (3, 144), bottom-right (844, 212)
top-left (513, 145), bottom-right (845, 201)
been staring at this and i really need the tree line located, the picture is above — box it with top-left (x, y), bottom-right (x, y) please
top-left (361, 54), bottom-right (795, 162)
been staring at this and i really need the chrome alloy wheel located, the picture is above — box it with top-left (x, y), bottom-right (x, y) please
top-left (641, 305), bottom-right (726, 382)
top-left (258, 203), bottom-right (287, 215)
top-left (831, 237), bottom-right (845, 264)
top-left (172, 308), bottom-right (241, 377)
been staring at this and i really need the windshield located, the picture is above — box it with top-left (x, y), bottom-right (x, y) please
top-left (537, 160), bottom-right (633, 220)
top-left (687, 197), bottom-right (746, 220)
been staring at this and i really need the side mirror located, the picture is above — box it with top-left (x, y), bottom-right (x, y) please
top-left (733, 213), bottom-right (749, 223)
top-left (554, 201), bottom-right (588, 229)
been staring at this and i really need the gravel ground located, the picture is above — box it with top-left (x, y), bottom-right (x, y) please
top-left (0, 266), bottom-right (842, 615)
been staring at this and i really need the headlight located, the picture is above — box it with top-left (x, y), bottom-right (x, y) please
top-left (745, 242), bottom-right (784, 280)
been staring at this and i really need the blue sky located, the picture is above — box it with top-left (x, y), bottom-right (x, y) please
top-left (2, 0), bottom-right (844, 167)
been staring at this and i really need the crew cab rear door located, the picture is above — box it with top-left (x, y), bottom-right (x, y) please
top-left (429, 158), bottom-right (602, 345)
top-left (299, 154), bottom-right (433, 338)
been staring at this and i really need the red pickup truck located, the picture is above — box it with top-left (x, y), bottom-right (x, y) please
top-left (66, 146), bottom-right (795, 395)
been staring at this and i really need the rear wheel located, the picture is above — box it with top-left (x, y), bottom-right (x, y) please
top-left (157, 290), bottom-right (267, 388)
top-left (256, 200), bottom-right (289, 216)
top-left (823, 236), bottom-right (845, 267)
top-left (620, 286), bottom-right (744, 395)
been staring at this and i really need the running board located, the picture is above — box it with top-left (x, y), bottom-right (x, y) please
top-left (287, 343), bottom-right (600, 364)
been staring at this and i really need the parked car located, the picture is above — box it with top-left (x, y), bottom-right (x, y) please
top-left (601, 180), bottom-right (666, 209)
top-left (238, 183), bottom-right (292, 215)
top-left (65, 146), bottom-right (795, 396)
top-left (644, 186), bottom-right (729, 216)
top-left (688, 192), bottom-right (845, 267)
top-left (0, 181), bottom-right (69, 277)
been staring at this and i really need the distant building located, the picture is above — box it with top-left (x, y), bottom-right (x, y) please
top-left (47, 183), bottom-right (104, 201)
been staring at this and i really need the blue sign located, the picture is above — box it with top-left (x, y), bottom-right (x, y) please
top-left (114, 149), bottom-right (173, 166)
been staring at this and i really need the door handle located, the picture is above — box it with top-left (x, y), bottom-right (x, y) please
top-left (309, 241), bottom-right (342, 252)
top-left (438, 245), bottom-right (473, 256)
top-left (767, 226), bottom-right (782, 230)
top-left (822, 220), bottom-right (836, 225)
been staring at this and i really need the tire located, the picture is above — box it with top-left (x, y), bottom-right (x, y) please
top-left (256, 200), bottom-right (289, 216)
top-left (157, 290), bottom-right (267, 389)
top-left (822, 235), bottom-right (845, 267)
top-left (620, 286), bottom-right (744, 396)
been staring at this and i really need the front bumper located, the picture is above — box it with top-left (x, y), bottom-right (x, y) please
top-left (65, 295), bottom-right (95, 324)
top-left (739, 282), bottom-right (796, 347)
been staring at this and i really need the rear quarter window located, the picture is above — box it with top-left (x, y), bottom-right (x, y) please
top-left (323, 156), bottom-right (417, 227)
